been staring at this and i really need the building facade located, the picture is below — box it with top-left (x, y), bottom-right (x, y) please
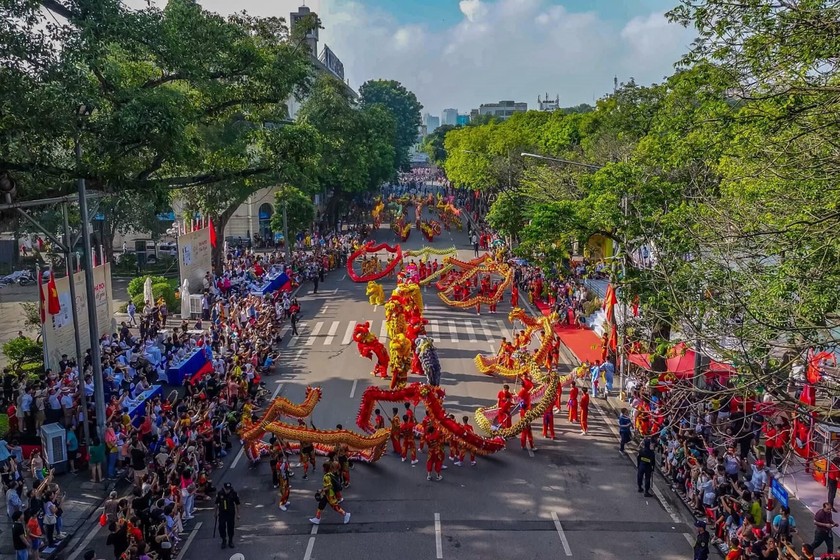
top-left (456, 114), bottom-right (470, 126)
top-left (441, 108), bottom-right (459, 126)
top-left (477, 100), bottom-right (527, 120)
top-left (423, 113), bottom-right (440, 132)
top-left (537, 93), bottom-right (560, 112)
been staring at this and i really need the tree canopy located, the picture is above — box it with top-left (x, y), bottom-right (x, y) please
top-left (359, 79), bottom-right (423, 170)
top-left (270, 185), bottom-right (315, 238)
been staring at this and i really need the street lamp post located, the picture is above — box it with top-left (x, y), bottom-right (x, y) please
top-left (61, 204), bottom-right (92, 445)
top-left (75, 105), bottom-right (107, 439)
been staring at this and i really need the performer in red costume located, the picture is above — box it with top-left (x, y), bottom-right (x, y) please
top-left (497, 384), bottom-right (514, 428)
top-left (401, 414), bottom-right (418, 464)
top-left (458, 416), bottom-right (477, 466)
top-left (498, 338), bottom-right (514, 368)
top-left (511, 285), bottom-right (519, 308)
top-left (542, 405), bottom-right (555, 439)
top-left (568, 384), bottom-right (579, 423)
top-left (518, 375), bottom-right (537, 451)
top-left (425, 426), bottom-right (444, 481)
top-left (488, 281), bottom-right (500, 314)
top-left (579, 387), bottom-right (590, 435)
top-left (389, 407), bottom-right (402, 455)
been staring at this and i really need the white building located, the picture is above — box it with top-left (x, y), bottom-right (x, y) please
top-left (477, 100), bottom-right (527, 120)
top-left (424, 113), bottom-right (440, 132)
top-left (441, 108), bottom-right (459, 126)
top-left (537, 93), bottom-right (560, 112)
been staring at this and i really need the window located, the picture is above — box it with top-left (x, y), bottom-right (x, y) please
top-left (258, 203), bottom-right (273, 240)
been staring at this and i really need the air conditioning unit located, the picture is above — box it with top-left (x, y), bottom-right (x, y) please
top-left (189, 295), bottom-right (203, 317)
top-left (40, 423), bottom-right (67, 465)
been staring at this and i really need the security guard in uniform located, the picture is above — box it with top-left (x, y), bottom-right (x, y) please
top-left (215, 482), bottom-right (241, 549)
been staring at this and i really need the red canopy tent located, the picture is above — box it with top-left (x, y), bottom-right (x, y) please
top-left (626, 342), bottom-right (735, 381)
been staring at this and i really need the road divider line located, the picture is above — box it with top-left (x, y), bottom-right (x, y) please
top-left (294, 349), bottom-right (304, 361)
top-left (175, 521), bottom-right (202, 560)
top-left (373, 304), bottom-right (378, 313)
top-left (527, 448), bottom-right (535, 458)
top-left (303, 536), bottom-right (316, 560)
top-left (350, 379), bottom-right (358, 399)
top-left (321, 305), bottom-right (328, 314)
top-left (332, 288), bottom-right (338, 295)
top-left (551, 512), bottom-right (573, 556)
top-left (287, 326), bottom-right (304, 348)
top-left (305, 321), bottom-right (324, 346)
top-left (342, 321), bottom-right (357, 345)
top-left (231, 446), bottom-right (245, 469)
top-left (324, 320), bottom-right (340, 345)
top-left (434, 512), bottom-right (443, 559)
top-left (379, 319), bottom-right (389, 341)
top-left (341, 274), bottom-right (346, 281)
top-left (272, 382), bottom-right (284, 399)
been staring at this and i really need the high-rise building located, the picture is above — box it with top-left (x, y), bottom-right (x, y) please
top-left (537, 93), bottom-right (560, 112)
top-left (441, 108), bottom-right (459, 126)
top-left (290, 5), bottom-right (319, 56)
top-left (476, 100), bottom-right (527, 120)
top-left (456, 114), bottom-right (470, 126)
top-left (424, 113), bottom-right (440, 132)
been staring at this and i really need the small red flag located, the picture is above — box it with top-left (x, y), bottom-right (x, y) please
top-left (208, 217), bottom-right (217, 248)
top-left (47, 272), bottom-right (61, 314)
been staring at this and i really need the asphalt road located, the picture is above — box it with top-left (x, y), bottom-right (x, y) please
top-left (59, 212), bottom-right (695, 560)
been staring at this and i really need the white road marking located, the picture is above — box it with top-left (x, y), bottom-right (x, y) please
top-left (287, 325), bottom-right (304, 348)
top-left (551, 512), bottom-right (573, 556)
top-left (683, 533), bottom-right (694, 546)
top-left (528, 448), bottom-right (535, 458)
top-left (482, 323), bottom-right (495, 345)
top-left (373, 304), bottom-right (378, 313)
top-left (379, 319), bottom-right (389, 341)
top-left (448, 320), bottom-right (459, 343)
top-left (306, 321), bottom-right (324, 346)
top-left (231, 446), bottom-right (245, 469)
top-left (321, 305), bottom-right (328, 314)
top-left (332, 288), bottom-right (338, 295)
top-left (66, 521), bottom-right (102, 560)
top-left (175, 521), bottom-right (203, 560)
top-left (311, 524), bottom-right (318, 535)
top-left (495, 319), bottom-right (511, 340)
top-left (342, 321), bottom-right (357, 345)
top-left (341, 274), bottom-right (346, 281)
top-left (350, 379), bottom-right (358, 398)
top-left (272, 382), bottom-right (284, 398)
top-left (294, 349), bottom-right (304, 361)
top-left (464, 321), bottom-right (478, 342)
top-left (324, 320), bottom-right (340, 345)
top-left (434, 512), bottom-right (443, 559)
top-left (303, 536), bottom-right (316, 560)
top-left (427, 319), bottom-right (439, 337)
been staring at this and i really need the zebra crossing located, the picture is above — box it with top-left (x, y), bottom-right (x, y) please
top-left (282, 316), bottom-right (516, 348)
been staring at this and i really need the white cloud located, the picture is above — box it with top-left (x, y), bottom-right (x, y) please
top-left (315, 0), bottom-right (695, 117)
top-left (137, 0), bottom-right (694, 117)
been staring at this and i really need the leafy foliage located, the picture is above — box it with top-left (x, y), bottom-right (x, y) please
top-left (359, 79), bottom-right (423, 170)
top-left (270, 185), bottom-right (316, 238)
top-left (2, 337), bottom-right (43, 369)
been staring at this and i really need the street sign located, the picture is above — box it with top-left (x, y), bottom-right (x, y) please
top-left (771, 477), bottom-right (789, 509)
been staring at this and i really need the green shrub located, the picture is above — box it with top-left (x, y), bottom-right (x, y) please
top-left (0, 414), bottom-right (8, 440)
top-left (127, 275), bottom-right (170, 299)
top-left (582, 297), bottom-right (602, 316)
top-left (2, 337), bottom-right (42, 369)
top-left (130, 281), bottom-right (177, 312)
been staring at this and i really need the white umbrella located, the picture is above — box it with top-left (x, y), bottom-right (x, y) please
top-left (180, 277), bottom-right (191, 319)
top-left (143, 276), bottom-right (153, 309)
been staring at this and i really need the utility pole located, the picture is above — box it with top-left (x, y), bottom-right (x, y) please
top-left (61, 204), bottom-right (91, 445)
top-left (619, 194), bottom-right (629, 401)
top-left (283, 199), bottom-right (291, 267)
top-left (75, 126), bottom-right (107, 439)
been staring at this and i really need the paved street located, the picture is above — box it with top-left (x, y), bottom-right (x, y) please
top-left (56, 221), bottom-right (694, 560)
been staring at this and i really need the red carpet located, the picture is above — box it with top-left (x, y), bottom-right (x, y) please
top-left (533, 298), bottom-right (602, 363)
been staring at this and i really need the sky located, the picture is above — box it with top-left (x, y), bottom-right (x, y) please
top-left (157, 0), bottom-right (697, 119)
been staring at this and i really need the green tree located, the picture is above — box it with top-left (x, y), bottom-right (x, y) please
top-left (2, 337), bottom-right (42, 369)
top-left (486, 192), bottom-right (528, 243)
top-left (299, 75), bottom-right (397, 228)
top-left (359, 79), bottom-right (422, 170)
top-left (270, 185), bottom-right (316, 238)
top-left (0, 0), bottom-right (315, 256)
top-left (421, 124), bottom-right (456, 165)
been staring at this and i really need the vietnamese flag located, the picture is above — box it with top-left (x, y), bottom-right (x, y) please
top-left (602, 283), bottom-right (618, 320)
top-left (208, 217), bottom-right (217, 248)
top-left (47, 272), bottom-right (61, 314)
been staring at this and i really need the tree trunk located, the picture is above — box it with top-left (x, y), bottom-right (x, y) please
top-left (212, 204), bottom-right (237, 271)
top-left (650, 317), bottom-right (672, 373)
